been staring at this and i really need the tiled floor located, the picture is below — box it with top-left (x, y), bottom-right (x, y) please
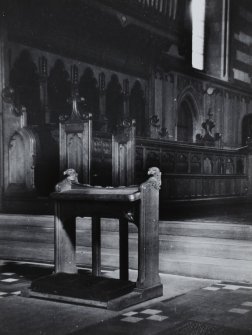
top-left (0, 270), bottom-right (25, 297)
top-left (72, 281), bottom-right (252, 335)
top-left (1, 261), bottom-right (252, 335)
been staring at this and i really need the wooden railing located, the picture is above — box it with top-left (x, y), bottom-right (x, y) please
top-left (135, 138), bottom-right (248, 200)
top-left (92, 134), bottom-right (248, 201)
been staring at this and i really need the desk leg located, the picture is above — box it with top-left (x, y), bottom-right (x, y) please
top-left (119, 218), bottom-right (129, 281)
top-left (92, 217), bottom-right (101, 276)
top-left (137, 183), bottom-right (161, 290)
top-left (54, 202), bottom-right (77, 274)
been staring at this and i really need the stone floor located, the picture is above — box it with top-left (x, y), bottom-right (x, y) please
top-left (1, 260), bottom-right (252, 335)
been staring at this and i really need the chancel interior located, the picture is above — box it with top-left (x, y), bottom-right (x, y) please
top-left (1, 0), bottom-right (252, 325)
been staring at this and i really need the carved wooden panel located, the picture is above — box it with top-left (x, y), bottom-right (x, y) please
top-left (92, 135), bottom-right (112, 186)
top-left (146, 150), bottom-right (160, 170)
top-left (48, 59), bottom-right (71, 123)
top-left (67, 134), bottom-right (83, 181)
top-left (161, 151), bottom-right (175, 173)
top-left (79, 67), bottom-right (99, 127)
top-left (191, 155), bottom-right (201, 174)
top-left (135, 147), bottom-right (144, 182)
top-left (225, 158), bottom-right (234, 175)
top-left (216, 157), bottom-right (225, 174)
top-left (106, 74), bottom-right (123, 131)
top-left (7, 128), bottom-right (39, 195)
top-left (9, 133), bottom-right (25, 185)
top-left (112, 119), bottom-right (136, 186)
top-left (136, 138), bottom-right (247, 200)
top-left (203, 157), bottom-right (213, 174)
top-left (129, 81), bottom-right (145, 136)
top-left (59, 96), bottom-right (92, 184)
top-left (176, 153), bottom-right (188, 173)
top-left (34, 126), bottom-right (59, 196)
top-left (237, 158), bottom-right (244, 174)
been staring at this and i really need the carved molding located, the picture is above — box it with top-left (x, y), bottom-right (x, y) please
top-left (59, 93), bottom-right (92, 123)
top-left (149, 115), bottom-right (160, 128)
top-left (154, 69), bottom-right (163, 80)
top-left (113, 118), bottom-right (136, 144)
top-left (2, 86), bottom-right (26, 116)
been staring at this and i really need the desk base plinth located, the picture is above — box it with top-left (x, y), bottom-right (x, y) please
top-left (28, 273), bottom-right (163, 310)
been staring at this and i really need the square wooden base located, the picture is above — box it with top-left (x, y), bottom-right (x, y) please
top-left (28, 272), bottom-right (163, 310)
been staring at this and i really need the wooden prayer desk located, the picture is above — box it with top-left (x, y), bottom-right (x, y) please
top-left (30, 167), bottom-right (163, 310)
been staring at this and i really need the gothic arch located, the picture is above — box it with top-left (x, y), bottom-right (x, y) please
top-left (10, 49), bottom-right (40, 125)
top-left (7, 127), bottom-right (39, 193)
top-left (47, 59), bottom-right (71, 123)
top-left (79, 67), bottom-right (99, 119)
top-left (176, 87), bottom-right (201, 143)
top-left (106, 74), bottom-right (123, 130)
top-left (129, 80), bottom-right (145, 136)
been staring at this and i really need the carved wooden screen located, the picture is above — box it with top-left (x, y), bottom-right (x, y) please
top-left (7, 128), bottom-right (39, 195)
top-left (242, 114), bottom-right (252, 146)
top-left (47, 59), bottom-right (71, 123)
top-left (9, 50), bottom-right (40, 125)
top-left (129, 81), bottom-right (145, 136)
top-left (79, 68), bottom-right (99, 128)
top-left (106, 74), bottom-right (123, 130)
top-left (177, 100), bottom-right (193, 142)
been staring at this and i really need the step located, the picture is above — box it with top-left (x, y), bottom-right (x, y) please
top-left (1, 217), bottom-right (252, 261)
top-left (159, 255), bottom-right (252, 282)
top-left (2, 239), bottom-right (252, 283)
top-left (1, 213), bottom-right (252, 283)
top-left (77, 250), bottom-right (252, 282)
top-left (4, 224), bottom-right (252, 262)
top-left (159, 235), bottom-right (252, 261)
top-left (159, 221), bottom-right (252, 240)
top-left (1, 214), bottom-right (252, 241)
